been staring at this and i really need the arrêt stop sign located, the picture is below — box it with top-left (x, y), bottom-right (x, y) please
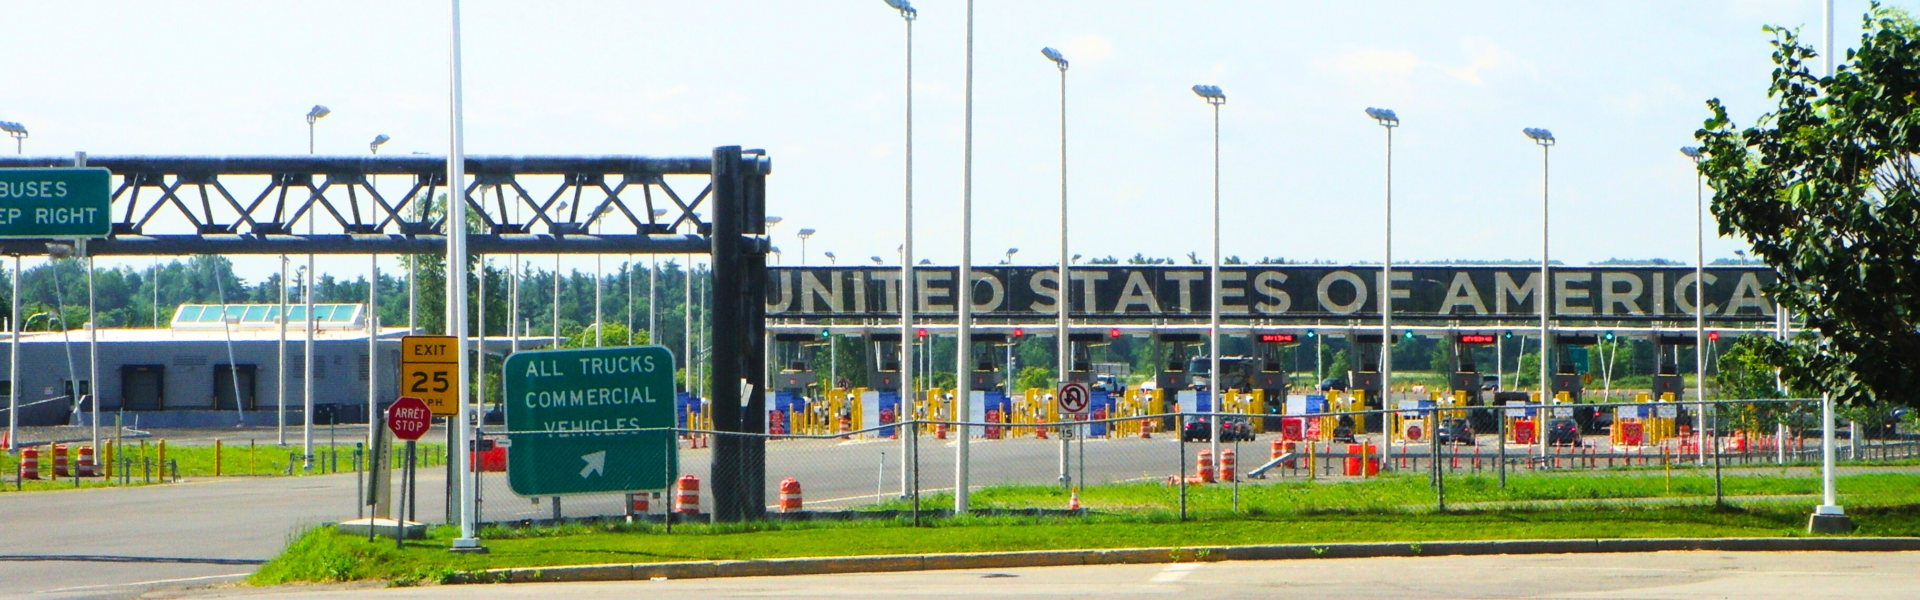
top-left (387, 396), bottom-right (433, 441)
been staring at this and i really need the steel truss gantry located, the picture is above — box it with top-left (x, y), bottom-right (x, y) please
top-left (0, 148), bottom-right (774, 522)
top-left (0, 154), bottom-right (759, 256)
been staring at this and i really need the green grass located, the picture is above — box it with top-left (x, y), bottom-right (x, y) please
top-left (251, 472), bottom-right (1920, 586)
top-left (882, 471), bottom-right (1920, 514)
top-left (1, 441), bottom-right (446, 492)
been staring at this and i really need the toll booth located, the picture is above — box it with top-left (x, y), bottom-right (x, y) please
top-left (865, 332), bottom-right (905, 392)
top-left (1652, 334), bottom-right (1692, 402)
top-left (1154, 332), bottom-right (1205, 430)
top-left (1251, 333), bottom-right (1297, 430)
top-left (966, 332), bottom-right (1010, 392)
top-left (772, 333), bottom-right (819, 393)
top-left (1453, 333), bottom-right (1496, 432)
top-left (1066, 332), bottom-right (1109, 384)
top-left (1653, 334), bottom-right (1694, 429)
top-left (1350, 333), bottom-right (1384, 431)
top-left (1551, 334), bottom-right (1592, 403)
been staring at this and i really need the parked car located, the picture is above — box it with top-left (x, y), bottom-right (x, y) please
top-left (1181, 418), bottom-right (1255, 442)
top-left (1481, 375), bottom-right (1501, 391)
top-left (1318, 378), bottom-right (1349, 392)
top-left (1437, 418), bottom-right (1475, 446)
top-left (1181, 419), bottom-right (1211, 442)
top-left (1546, 418), bottom-right (1582, 447)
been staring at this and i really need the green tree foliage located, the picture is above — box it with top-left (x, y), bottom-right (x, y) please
top-left (1697, 6), bottom-right (1920, 407)
top-left (1327, 350), bottom-right (1350, 380)
top-left (1015, 365), bottom-right (1054, 393)
top-left (1514, 351), bottom-right (1540, 388)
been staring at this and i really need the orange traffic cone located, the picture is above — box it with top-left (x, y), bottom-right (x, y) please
top-left (1067, 489), bottom-right (1082, 511)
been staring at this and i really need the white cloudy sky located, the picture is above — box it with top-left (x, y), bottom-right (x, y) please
top-left (0, 0), bottom-right (1886, 281)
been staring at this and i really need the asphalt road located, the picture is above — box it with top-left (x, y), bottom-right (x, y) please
top-left (176, 550), bottom-right (1920, 599)
top-left (0, 470), bottom-right (373, 600)
top-left (2, 430), bottom-right (1907, 599)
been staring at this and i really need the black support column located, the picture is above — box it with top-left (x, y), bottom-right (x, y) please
top-left (706, 146), bottom-right (771, 522)
top-left (708, 146), bottom-right (746, 522)
top-left (741, 150), bottom-right (769, 520)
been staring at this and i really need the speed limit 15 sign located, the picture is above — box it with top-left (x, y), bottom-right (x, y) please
top-left (402, 335), bottom-right (460, 416)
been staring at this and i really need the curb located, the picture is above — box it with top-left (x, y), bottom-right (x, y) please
top-left (457, 537), bottom-right (1920, 585)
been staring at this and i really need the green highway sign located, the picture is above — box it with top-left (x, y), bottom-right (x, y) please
top-left (0, 168), bottom-right (112, 238)
top-left (504, 345), bottom-right (677, 496)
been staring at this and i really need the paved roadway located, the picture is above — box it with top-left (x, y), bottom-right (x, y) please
top-left (176, 551), bottom-right (1920, 599)
top-left (0, 430), bottom-right (1904, 599)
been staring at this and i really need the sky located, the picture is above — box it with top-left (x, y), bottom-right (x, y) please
top-left (0, 0), bottom-right (1891, 283)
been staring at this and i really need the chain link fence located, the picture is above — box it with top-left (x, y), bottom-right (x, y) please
top-left (453, 397), bottom-right (1915, 525)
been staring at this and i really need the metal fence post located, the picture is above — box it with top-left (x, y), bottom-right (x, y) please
top-left (1178, 417), bottom-right (1188, 522)
top-left (911, 418), bottom-right (920, 527)
top-left (1497, 404), bottom-right (1507, 489)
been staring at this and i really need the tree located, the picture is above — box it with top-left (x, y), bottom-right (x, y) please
top-left (1015, 366), bottom-right (1054, 393)
top-left (1327, 350), bottom-right (1350, 380)
top-left (1698, 6), bottom-right (1920, 408)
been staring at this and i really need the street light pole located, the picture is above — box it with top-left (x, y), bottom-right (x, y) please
top-left (883, 0), bottom-right (918, 499)
top-left (1193, 84), bottom-right (1225, 471)
top-left (1683, 146), bottom-right (1720, 504)
top-left (797, 229), bottom-right (815, 267)
top-left (1, 122), bottom-right (28, 155)
top-left (305, 106), bottom-right (330, 155)
top-left (446, 0), bottom-right (482, 552)
top-left (954, 0), bottom-right (975, 514)
top-left (1811, 0), bottom-right (1847, 531)
top-left (1524, 127), bottom-right (1555, 460)
top-left (1367, 108), bottom-right (1399, 473)
top-left (1042, 46), bottom-right (1070, 488)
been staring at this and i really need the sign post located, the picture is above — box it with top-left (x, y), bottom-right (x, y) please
top-left (504, 346), bottom-right (676, 497)
top-left (0, 167), bottom-right (112, 470)
top-left (1057, 381), bottom-right (1090, 491)
top-left (384, 397), bottom-right (430, 546)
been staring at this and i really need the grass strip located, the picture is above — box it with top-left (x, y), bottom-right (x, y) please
top-left (251, 471), bottom-right (1920, 587)
top-left (1, 442), bottom-right (446, 492)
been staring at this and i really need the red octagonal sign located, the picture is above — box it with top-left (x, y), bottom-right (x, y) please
top-left (387, 396), bottom-right (433, 441)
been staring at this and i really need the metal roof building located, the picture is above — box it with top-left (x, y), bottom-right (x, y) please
top-left (0, 304), bottom-right (546, 428)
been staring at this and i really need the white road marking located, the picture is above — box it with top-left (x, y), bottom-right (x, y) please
top-left (1149, 563), bottom-right (1201, 584)
top-left (37, 572), bottom-right (250, 593)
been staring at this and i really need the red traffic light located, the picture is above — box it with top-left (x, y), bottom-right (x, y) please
top-left (917, 328), bottom-right (927, 338)
top-left (1109, 328), bottom-right (1121, 338)
top-left (1708, 331), bottom-right (1720, 342)
top-left (1012, 327), bottom-right (1024, 337)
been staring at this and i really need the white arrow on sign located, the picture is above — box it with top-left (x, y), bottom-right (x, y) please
top-left (579, 451), bottom-right (606, 479)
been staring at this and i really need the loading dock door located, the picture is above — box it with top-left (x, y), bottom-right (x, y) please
top-left (122, 365), bottom-right (164, 411)
top-left (215, 364), bottom-right (257, 410)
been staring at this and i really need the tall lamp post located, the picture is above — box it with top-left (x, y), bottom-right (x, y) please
top-left (1001, 247), bottom-right (1018, 265)
top-left (302, 104), bottom-right (328, 471)
top-left (305, 106), bottom-right (330, 154)
top-left (1806, 0), bottom-right (1849, 534)
top-left (1681, 145), bottom-right (1721, 506)
top-left (0, 122), bottom-right (27, 155)
top-left (882, 0), bottom-right (919, 501)
top-left (1193, 84), bottom-right (1225, 466)
top-left (955, 0), bottom-right (975, 514)
top-left (1042, 45), bottom-right (1071, 488)
top-left (1366, 107), bottom-right (1399, 473)
top-left (796, 228), bottom-right (816, 266)
top-left (1523, 127), bottom-right (1555, 461)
